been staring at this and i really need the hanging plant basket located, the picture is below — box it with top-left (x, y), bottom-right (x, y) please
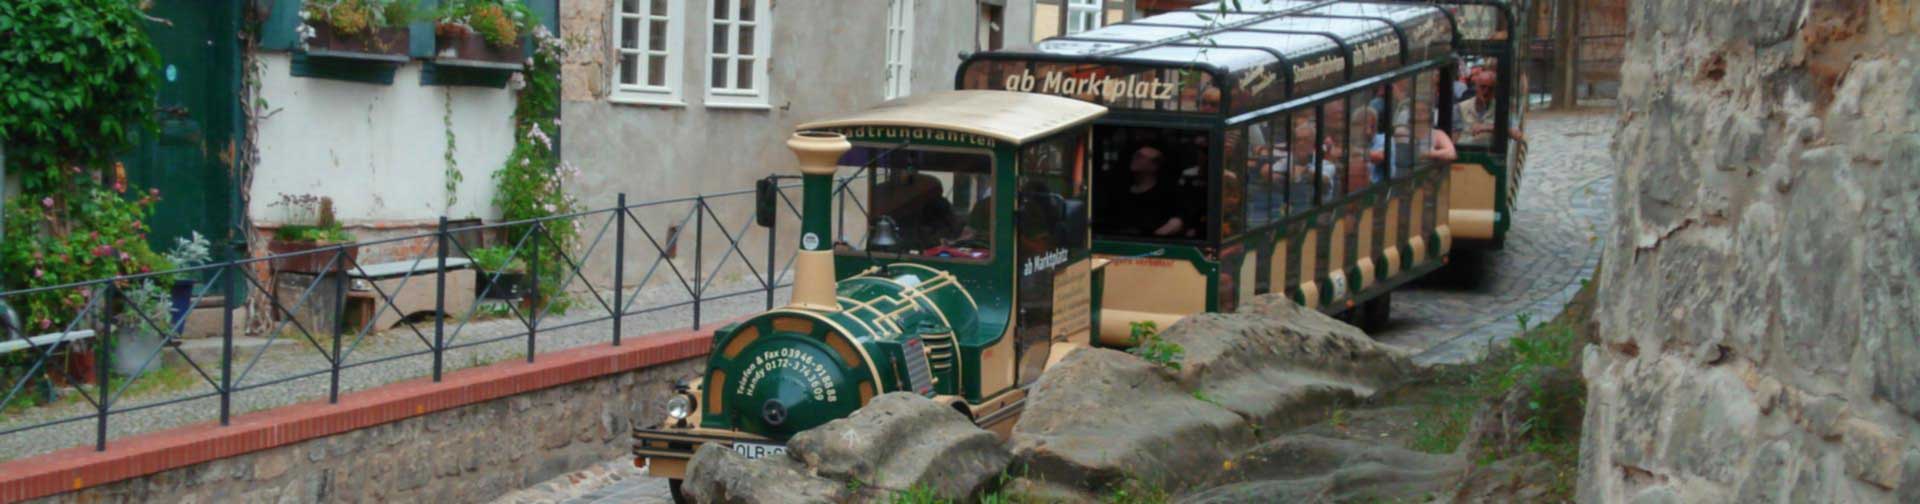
top-left (308, 23), bottom-right (412, 60)
top-left (433, 24), bottom-right (526, 69)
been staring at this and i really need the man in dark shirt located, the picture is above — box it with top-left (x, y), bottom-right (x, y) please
top-left (1110, 146), bottom-right (1184, 237)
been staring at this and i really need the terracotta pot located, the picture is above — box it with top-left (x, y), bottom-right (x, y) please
top-left (309, 23), bottom-right (411, 56)
top-left (433, 26), bottom-right (525, 65)
top-left (267, 240), bottom-right (361, 274)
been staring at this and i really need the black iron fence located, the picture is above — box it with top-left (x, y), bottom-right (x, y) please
top-left (0, 174), bottom-right (871, 453)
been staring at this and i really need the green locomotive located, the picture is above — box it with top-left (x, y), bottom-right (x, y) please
top-left (633, 90), bottom-right (1110, 497)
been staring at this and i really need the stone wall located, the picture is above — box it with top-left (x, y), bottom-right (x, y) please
top-left (1582, 0), bottom-right (1920, 502)
top-left (31, 358), bottom-right (704, 503)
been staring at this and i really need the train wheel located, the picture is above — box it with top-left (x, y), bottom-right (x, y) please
top-left (1359, 292), bottom-right (1392, 333)
top-left (670, 479), bottom-right (689, 504)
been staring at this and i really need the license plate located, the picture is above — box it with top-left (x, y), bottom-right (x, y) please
top-left (732, 442), bottom-right (786, 460)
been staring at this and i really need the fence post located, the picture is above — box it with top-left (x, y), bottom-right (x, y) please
top-left (329, 251), bottom-right (345, 404)
top-left (613, 194), bottom-right (626, 346)
top-left (433, 217), bottom-right (448, 382)
top-left (693, 197), bottom-right (704, 330)
top-left (528, 223), bottom-right (540, 363)
top-left (220, 242), bottom-right (238, 426)
top-left (766, 189), bottom-right (777, 310)
top-left (96, 285), bottom-right (114, 451)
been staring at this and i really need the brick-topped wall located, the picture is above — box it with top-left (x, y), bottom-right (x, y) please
top-left (0, 327), bottom-right (716, 503)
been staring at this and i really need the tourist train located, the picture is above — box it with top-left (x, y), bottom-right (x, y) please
top-left (633, 1), bottom-right (1532, 500)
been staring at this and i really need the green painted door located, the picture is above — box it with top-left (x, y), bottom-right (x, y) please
top-left (124, 2), bottom-right (241, 256)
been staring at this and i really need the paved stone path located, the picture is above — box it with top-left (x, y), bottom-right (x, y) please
top-left (498, 108), bottom-right (1619, 504)
top-left (1378, 107), bottom-right (1615, 365)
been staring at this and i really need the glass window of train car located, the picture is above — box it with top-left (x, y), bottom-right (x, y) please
top-left (849, 146), bottom-right (994, 260)
top-left (1017, 130), bottom-right (1093, 252)
top-left (1348, 89), bottom-right (1384, 194)
top-left (1389, 77), bottom-right (1415, 179)
top-left (1453, 4), bottom-right (1510, 42)
top-left (1222, 127), bottom-right (1248, 238)
top-left (1090, 126), bottom-right (1209, 241)
top-left (1247, 117), bottom-right (1280, 229)
top-left (1283, 109), bottom-right (1326, 215)
top-left (1316, 103), bottom-right (1344, 206)
top-left (1414, 71), bottom-right (1437, 166)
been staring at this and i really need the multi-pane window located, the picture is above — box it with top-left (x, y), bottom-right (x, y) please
top-left (613, 0), bottom-right (682, 103)
top-left (1066, 0), bottom-right (1102, 34)
top-left (884, 0), bottom-right (914, 99)
top-left (707, 0), bottom-right (771, 107)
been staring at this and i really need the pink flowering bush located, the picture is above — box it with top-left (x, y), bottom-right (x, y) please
top-left (1, 166), bottom-right (171, 334)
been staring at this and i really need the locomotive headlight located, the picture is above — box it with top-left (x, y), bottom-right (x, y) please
top-left (666, 393), bottom-right (695, 420)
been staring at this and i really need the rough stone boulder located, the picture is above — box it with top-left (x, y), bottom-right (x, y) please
top-left (683, 393), bottom-right (1011, 503)
top-left (1010, 348), bottom-right (1255, 493)
top-left (1169, 296), bottom-right (1418, 429)
top-left (1183, 434), bottom-right (1466, 503)
top-left (788, 392), bottom-right (1012, 498)
top-left (1011, 299), bottom-right (1411, 494)
top-left (683, 444), bottom-right (843, 504)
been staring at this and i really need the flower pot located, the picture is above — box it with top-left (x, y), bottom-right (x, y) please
top-left (110, 329), bottom-right (162, 378)
top-left (67, 349), bottom-right (99, 386)
top-left (433, 27), bottom-right (525, 67)
top-left (309, 23), bottom-right (411, 57)
top-left (168, 279), bottom-right (196, 333)
top-left (477, 272), bottom-right (534, 300)
top-left (268, 240), bottom-right (361, 274)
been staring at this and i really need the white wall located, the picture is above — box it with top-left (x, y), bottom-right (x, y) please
top-left (252, 54), bottom-right (519, 227)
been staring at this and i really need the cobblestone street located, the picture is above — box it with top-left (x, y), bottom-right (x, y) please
top-left (497, 107), bottom-right (1619, 504)
top-left (1377, 106), bottom-right (1616, 365)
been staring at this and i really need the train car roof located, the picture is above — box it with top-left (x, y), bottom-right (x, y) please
top-left (797, 90), bottom-right (1107, 144)
top-left (961, 0), bottom-right (1456, 116)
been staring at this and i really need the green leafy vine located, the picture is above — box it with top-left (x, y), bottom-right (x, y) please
top-left (444, 91), bottom-right (461, 209)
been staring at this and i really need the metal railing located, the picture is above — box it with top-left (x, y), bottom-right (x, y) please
top-left (0, 175), bottom-right (871, 453)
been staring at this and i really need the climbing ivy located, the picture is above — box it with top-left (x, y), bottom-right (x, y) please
top-left (0, 0), bottom-right (163, 192)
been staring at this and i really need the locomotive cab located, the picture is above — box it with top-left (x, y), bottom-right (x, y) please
top-left (634, 91), bottom-right (1108, 492)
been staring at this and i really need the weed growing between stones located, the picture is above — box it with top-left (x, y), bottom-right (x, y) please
top-left (1405, 300), bottom-right (1590, 500)
top-left (1126, 321), bottom-right (1185, 372)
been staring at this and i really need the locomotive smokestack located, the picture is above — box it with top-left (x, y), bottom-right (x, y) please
top-left (786, 131), bottom-right (851, 311)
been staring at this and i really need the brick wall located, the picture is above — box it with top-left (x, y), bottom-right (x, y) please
top-left (2, 328), bottom-right (715, 503)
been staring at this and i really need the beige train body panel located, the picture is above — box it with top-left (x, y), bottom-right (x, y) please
top-left (1448, 163), bottom-right (1497, 240)
top-left (1095, 255), bottom-right (1208, 346)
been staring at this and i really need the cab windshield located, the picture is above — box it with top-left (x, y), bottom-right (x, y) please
top-left (840, 146), bottom-right (994, 261)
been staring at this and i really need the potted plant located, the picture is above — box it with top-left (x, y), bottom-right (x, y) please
top-left (300, 0), bottom-right (421, 57)
top-left (162, 232), bottom-right (213, 331)
top-left (468, 246), bottom-right (531, 300)
top-left (433, 0), bottom-right (539, 65)
top-left (268, 195), bottom-right (360, 274)
top-left (108, 280), bottom-right (172, 378)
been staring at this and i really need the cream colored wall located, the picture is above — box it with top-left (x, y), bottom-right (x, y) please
top-left (251, 54), bottom-right (517, 227)
top-left (559, 0), bottom-right (989, 287)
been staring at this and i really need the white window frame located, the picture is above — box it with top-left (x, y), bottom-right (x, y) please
top-left (1066, 0), bottom-right (1102, 34)
top-left (611, 0), bottom-right (685, 106)
top-left (883, 0), bottom-right (914, 99)
top-left (705, 0), bottom-right (772, 109)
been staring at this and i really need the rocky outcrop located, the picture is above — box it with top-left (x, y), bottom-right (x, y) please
top-left (1183, 434), bottom-right (1465, 503)
top-left (787, 392), bottom-right (1011, 498)
top-left (1009, 296), bottom-right (1414, 494)
top-left (1585, 0), bottom-right (1920, 501)
top-left (683, 444), bottom-right (844, 504)
top-left (682, 393), bottom-right (1009, 503)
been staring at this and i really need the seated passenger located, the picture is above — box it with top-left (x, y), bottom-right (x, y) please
top-left (1109, 146), bottom-right (1185, 237)
top-left (873, 170), bottom-right (958, 251)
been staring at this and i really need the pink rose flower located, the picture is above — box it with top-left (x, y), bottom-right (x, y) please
top-left (33, 268), bottom-right (44, 278)
top-left (41, 197), bottom-right (54, 209)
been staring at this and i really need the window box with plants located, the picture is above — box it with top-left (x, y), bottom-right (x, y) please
top-left (266, 196), bottom-right (360, 275)
top-left (300, 0), bottom-right (422, 62)
top-left (468, 246), bottom-right (532, 300)
top-left (431, 0), bottom-right (539, 70)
